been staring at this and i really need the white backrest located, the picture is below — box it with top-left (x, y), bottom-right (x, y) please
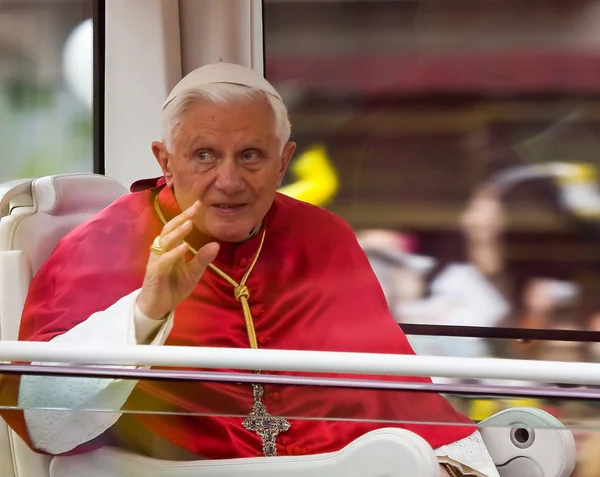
top-left (0, 174), bottom-right (128, 277)
top-left (0, 173), bottom-right (128, 477)
top-left (0, 174), bottom-right (128, 341)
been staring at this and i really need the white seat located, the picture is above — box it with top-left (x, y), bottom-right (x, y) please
top-left (0, 173), bottom-right (577, 477)
top-left (49, 428), bottom-right (439, 477)
top-left (0, 173), bottom-right (128, 477)
top-left (49, 406), bottom-right (578, 477)
top-left (0, 173), bottom-right (128, 274)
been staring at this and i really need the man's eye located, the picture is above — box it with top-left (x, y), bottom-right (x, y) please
top-left (196, 151), bottom-right (214, 161)
top-left (242, 151), bottom-right (260, 161)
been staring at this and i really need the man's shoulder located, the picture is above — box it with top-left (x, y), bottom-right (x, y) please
top-left (64, 189), bottom-right (155, 243)
top-left (270, 194), bottom-right (374, 277)
top-left (272, 193), bottom-right (354, 240)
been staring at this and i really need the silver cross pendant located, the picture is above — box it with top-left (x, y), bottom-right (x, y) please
top-left (242, 384), bottom-right (291, 457)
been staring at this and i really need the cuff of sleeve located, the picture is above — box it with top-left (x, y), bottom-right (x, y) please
top-left (134, 302), bottom-right (173, 345)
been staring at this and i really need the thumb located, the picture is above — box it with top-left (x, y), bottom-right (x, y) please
top-left (187, 242), bottom-right (220, 278)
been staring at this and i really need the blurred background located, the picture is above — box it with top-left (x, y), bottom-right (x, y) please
top-left (0, 0), bottom-right (93, 181)
top-left (264, 0), bottom-right (600, 363)
top-left (263, 5), bottom-right (600, 468)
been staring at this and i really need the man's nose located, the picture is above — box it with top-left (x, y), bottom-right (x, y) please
top-left (214, 159), bottom-right (245, 194)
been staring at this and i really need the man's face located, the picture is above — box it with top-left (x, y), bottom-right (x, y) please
top-left (153, 97), bottom-right (296, 242)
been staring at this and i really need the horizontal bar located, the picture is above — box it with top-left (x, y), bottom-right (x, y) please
top-left (1, 363), bottom-right (600, 401)
top-left (2, 341), bottom-right (600, 385)
top-left (400, 324), bottom-right (600, 342)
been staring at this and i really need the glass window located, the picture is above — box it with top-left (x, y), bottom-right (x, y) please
top-left (264, 0), bottom-right (600, 352)
top-left (0, 0), bottom-right (94, 181)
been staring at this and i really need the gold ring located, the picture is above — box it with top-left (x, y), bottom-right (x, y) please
top-left (150, 236), bottom-right (164, 255)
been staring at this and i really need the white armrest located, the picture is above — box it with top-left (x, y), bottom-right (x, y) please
top-left (479, 407), bottom-right (576, 477)
top-left (0, 178), bottom-right (33, 216)
top-left (0, 250), bottom-right (32, 340)
top-left (49, 428), bottom-right (439, 477)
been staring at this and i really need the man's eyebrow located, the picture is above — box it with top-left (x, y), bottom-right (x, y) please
top-left (240, 142), bottom-right (268, 150)
top-left (186, 134), bottom-right (271, 150)
top-left (187, 135), bottom-right (211, 147)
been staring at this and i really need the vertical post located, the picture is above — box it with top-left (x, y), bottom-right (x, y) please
top-left (93, 0), bottom-right (106, 175)
top-left (104, 0), bottom-right (182, 187)
top-left (250, 0), bottom-right (264, 75)
top-left (179, 0), bottom-right (264, 75)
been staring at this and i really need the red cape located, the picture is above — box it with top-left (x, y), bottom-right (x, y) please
top-left (0, 180), bottom-right (475, 458)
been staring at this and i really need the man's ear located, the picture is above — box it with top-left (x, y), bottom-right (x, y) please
top-left (152, 141), bottom-right (174, 187)
top-left (277, 141), bottom-right (297, 186)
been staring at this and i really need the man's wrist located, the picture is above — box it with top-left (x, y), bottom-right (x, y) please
top-left (135, 293), bottom-right (169, 321)
top-left (134, 301), bottom-right (169, 344)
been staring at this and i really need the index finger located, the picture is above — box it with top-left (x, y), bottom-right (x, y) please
top-left (161, 200), bottom-right (201, 236)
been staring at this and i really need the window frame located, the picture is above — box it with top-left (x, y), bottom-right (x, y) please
top-left (92, 0), bottom-right (105, 175)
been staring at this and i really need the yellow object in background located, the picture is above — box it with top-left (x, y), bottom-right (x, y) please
top-left (470, 398), bottom-right (541, 421)
top-left (470, 399), bottom-right (499, 422)
top-left (554, 162), bottom-right (600, 219)
top-left (278, 144), bottom-right (339, 207)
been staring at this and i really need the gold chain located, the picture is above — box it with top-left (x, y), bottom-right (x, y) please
top-left (153, 193), bottom-right (264, 349)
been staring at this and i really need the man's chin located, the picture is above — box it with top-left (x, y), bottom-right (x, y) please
top-left (209, 226), bottom-right (256, 244)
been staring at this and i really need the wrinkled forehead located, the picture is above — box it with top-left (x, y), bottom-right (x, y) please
top-left (173, 97), bottom-right (279, 146)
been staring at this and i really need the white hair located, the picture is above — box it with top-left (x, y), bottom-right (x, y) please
top-left (161, 82), bottom-right (291, 151)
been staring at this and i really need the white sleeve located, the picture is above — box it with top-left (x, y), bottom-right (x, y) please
top-left (18, 289), bottom-right (174, 454)
top-left (435, 430), bottom-right (500, 477)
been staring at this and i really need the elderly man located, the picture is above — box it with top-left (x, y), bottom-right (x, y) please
top-left (1, 63), bottom-right (499, 477)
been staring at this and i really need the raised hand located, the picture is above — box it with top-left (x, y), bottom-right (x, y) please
top-left (136, 200), bottom-right (220, 320)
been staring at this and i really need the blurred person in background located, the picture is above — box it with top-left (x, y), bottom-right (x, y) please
top-left (508, 278), bottom-right (583, 361)
top-left (357, 186), bottom-right (511, 362)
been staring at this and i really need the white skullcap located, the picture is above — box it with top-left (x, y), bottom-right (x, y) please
top-left (162, 62), bottom-right (282, 110)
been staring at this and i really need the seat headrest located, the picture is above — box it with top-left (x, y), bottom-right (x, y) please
top-left (33, 174), bottom-right (128, 215)
top-left (0, 173), bottom-right (129, 274)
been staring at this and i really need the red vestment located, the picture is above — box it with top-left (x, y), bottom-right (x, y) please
top-left (0, 179), bottom-right (475, 458)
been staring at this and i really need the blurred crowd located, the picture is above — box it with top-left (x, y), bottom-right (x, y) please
top-left (356, 177), bottom-right (600, 476)
top-left (357, 183), bottom-right (597, 363)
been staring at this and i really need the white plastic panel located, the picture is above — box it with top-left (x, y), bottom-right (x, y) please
top-left (104, 0), bottom-right (182, 188)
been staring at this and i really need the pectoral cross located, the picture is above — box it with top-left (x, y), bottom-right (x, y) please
top-left (242, 384), bottom-right (291, 457)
